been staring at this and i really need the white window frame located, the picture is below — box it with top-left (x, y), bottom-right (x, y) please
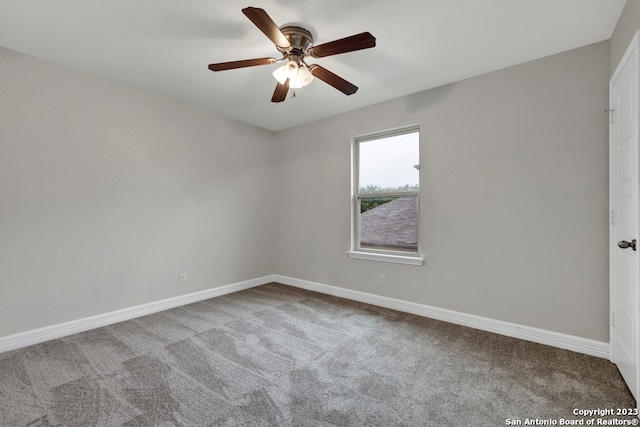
top-left (348, 125), bottom-right (424, 266)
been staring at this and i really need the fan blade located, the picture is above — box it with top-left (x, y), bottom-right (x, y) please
top-left (308, 32), bottom-right (375, 58)
top-left (242, 7), bottom-right (291, 50)
top-left (271, 79), bottom-right (289, 103)
top-left (208, 57), bottom-right (276, 72)
top-left (309, 65), bottom-right (358, 95)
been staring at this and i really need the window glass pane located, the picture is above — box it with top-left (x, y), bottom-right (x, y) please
top-left (359, 195), bottom-right (417, 252)
top-left (359, 131), bottom-right (419, 194)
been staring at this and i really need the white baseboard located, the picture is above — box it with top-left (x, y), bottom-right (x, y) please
top-left (274, 275), bottom-right (610, 359)
top-left (0, 275), bottom-right (275, 354)
top-left (0, 274), bottom-right (610, 360)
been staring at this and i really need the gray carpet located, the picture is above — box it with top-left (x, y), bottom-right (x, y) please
top-left (0, 283), bottom-right (636, 426)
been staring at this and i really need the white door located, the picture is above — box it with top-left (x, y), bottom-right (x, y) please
top-left (610, 30), bottom-right (640, 404)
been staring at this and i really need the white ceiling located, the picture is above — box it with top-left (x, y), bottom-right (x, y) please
top-left (0, 0), bottom-right (627, 131)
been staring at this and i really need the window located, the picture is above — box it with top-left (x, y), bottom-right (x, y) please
top-left (349, 125), bottom-right (423, 265)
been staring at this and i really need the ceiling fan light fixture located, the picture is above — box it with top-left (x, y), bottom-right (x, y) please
top-left (272, 65), bottom-right (288, 85)
top-left (283, 59), bottom-right (299, 78)
top-left (295, 65), bottom-right (314, 87)
top-left (272, 63), bottom-right (314, 88)
top-left (272, 58), bottom-right (299, 84)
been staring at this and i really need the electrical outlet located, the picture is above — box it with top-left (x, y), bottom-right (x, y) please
top-left (179, 273), bottom-right (188, 285)
top-left (379, 273), bottom-right (386, 286)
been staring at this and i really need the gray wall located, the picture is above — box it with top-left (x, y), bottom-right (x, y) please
top-left (611, 0), bottom-right (640, 75)
top-left (0, 36), bottom-right (616, 344)
top-left (274, 41), bottom-right (610, 342)
top-left (0, 46), bottom-right (276, 337)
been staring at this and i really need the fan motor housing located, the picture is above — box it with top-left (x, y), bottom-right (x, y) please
top-left (278, 26), bottom-right (314, 54)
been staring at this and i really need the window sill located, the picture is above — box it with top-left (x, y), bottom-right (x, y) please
top-left (347, 251), bottom-right (424, 266)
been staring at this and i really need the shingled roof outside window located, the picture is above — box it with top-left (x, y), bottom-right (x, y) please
top-left (360, 196), bottom-right (417, 251)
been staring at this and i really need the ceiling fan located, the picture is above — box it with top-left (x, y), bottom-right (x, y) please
top-left (208, 7), bottom-right (376, 103)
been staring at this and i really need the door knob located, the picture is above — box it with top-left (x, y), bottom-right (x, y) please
top-left (618, 239), bottom-right (637, 251)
